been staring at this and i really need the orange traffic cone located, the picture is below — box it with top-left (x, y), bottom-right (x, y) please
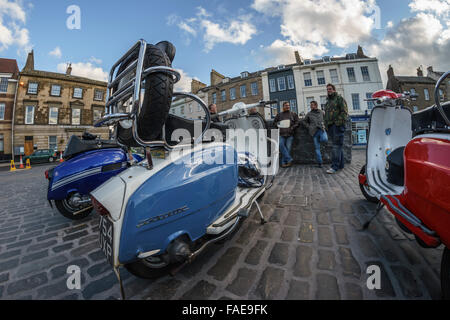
top-left (59, 152), bottom-right (64, 163)
top-left (10, 160), bottom-right (16, 172)
top-left (19, 155), bottom-right (24, 169)
top-left (25, 158), bottom-right (31, 170)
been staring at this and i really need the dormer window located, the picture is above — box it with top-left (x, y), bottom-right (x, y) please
top-left (241, 72), bottom-right (249, 78)
top-left (304, 60), bottom-right (312, 65)
top-left (277, 65), bottom-right (285, 70)
top-left (346, 53), bottom-right (357, 60)
top-left (222, 77), bottom-right (230, 83)
top-left (323, 56), bottom-right (331, 63)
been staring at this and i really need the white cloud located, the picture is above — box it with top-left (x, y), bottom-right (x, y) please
top-left (367, 5), bottom-right (450, 85)
top-left (49, 46), bottom-right (62, 58)
top-left (251, 0), bottom-right (379, 64)
top-left (174, 68), bottom-right (199, 92)
top-left (89, 56), bottom-right (102, 64)
top-left (167, 7), bottom-right (257, 52)
top-left (57, 62), bottom-right (108, 82)
top-left (0, 0), bottom-right (31, 53)
top-left (409, 0), bottom-right (450, 16)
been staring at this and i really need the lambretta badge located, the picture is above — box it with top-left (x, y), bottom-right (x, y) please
top-left (137, 206), bottom-right (189, 228)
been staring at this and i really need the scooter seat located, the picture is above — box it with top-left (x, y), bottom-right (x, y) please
top-left (164, 114), bottom-right (228, 145)
top-left (412, 102), bottom-right (450, 136)
top-left (63, 135), bottom-right (122, 160)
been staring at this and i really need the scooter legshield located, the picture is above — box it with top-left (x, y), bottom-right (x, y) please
top-left (47, 148), bottom-right (129, 201)
top-left (118, 144), bottom-right (238, 265)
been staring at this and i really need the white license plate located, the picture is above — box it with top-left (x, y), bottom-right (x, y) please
top-left (99, 216), bottom-right (114, 266)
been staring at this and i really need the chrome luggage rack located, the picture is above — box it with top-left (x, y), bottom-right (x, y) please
top-left (94, 39), bottom-right (210, 152)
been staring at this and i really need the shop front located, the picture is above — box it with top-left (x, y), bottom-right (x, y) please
top-left (351, 115), bottom-right (370, 146)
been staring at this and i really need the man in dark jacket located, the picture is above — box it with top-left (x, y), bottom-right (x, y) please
top-left (273, 101), bottom-right (300, 167)
top-left (324, 84), bottom-right (348, 174)
top-left (209, 104), bottom-right (221, 122)
top-left (303, 101), bottom-right (328, 168)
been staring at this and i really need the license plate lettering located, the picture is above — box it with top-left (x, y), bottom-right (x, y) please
top-left (99, 217), bottom-right (114, 266)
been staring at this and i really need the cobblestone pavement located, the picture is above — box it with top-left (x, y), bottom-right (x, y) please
top-left (0, 150), bottom-right (444, 300)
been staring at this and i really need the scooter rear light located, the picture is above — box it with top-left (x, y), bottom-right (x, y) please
top-left (45, 170), bottom-right (49, 180)
top-left (91, 196), bottom-right (110, 216)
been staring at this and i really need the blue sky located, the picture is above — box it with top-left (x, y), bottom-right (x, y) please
top-left (1, 0), bottom-right (449, 89)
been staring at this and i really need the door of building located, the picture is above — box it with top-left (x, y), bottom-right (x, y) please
top-left (24, 136), bottom-right (33, 156)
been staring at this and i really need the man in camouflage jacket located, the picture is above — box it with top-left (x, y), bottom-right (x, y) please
top-left (324, 84), bottom-right (348, 174)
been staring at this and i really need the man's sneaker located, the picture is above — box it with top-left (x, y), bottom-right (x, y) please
top-left (281, 163), bottom-right (287, 168)
top-left (286, 162), bottom-right (293, 167)
top-left (326, 168), bottom-right (336, 174)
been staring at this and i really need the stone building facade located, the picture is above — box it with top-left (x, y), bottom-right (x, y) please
top-left (13, 51), bottom-right (109, 157)
top-left (197, 69), bottom-right (265, 117)
top-left (0, 58), bottom-right (19, 160)
top-left (386, 65), bottom-right (446, 112)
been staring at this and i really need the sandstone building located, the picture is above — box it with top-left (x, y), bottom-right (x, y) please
top-left (0, 58), bottom-right (19, 161)
top-left (13, 51), bottom-right (109, 157)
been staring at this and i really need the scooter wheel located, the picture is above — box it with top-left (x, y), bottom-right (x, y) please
top-left (441, 248), bottom-right (450, 300)
top-left (124, 257), bottom-right (180, 279)
top-left (54, 199), bottom-right (92, 221)
top-left (359, 165), bottom-right (379, 204)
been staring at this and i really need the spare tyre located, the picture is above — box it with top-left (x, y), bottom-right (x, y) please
top-left (116, 43), bottom-right (175, 147)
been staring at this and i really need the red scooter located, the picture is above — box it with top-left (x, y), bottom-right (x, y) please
top-left (359, 71), bottom-right (450, 299)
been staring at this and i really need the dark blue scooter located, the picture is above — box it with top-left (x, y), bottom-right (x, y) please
top-left (45, 132), bottom-right (142, 220)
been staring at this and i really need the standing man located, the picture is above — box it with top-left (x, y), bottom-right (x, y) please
top-left (208, 104), bottom-right (221, 122)
top-left (303, 101), bottom-right (328, 168)
top-left (324, 84), bottom-right (348, 174)
top-left (274, 102), bottom-right (300, 168)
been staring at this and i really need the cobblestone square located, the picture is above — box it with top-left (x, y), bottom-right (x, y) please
top-left (0, 150), bottom-right (444, 300)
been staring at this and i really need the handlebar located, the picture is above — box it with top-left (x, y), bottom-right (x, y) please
top-left (218, 100), bottom-right (278, 116)
top-left (434, 71), bottom-right (450, 126)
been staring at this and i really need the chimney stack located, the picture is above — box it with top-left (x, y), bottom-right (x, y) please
top-left (356, 45), bottom-right (366, 58)
top-left (22, 50), bottom-right (34, 71)
top-left (66, 63), bottom-right (72, 75)
top-left (294, 51), bottom-right (302, 64)
top-left (417, 66), bottom-right (423, 77)
top-left (387, 65), bottom-right (394, 78)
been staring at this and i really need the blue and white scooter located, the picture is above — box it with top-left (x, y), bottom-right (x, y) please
top-left (89, 40), bottom-right (279, 298)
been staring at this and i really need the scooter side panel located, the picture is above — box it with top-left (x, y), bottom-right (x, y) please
top-left (403, 135), bottom-right (450, 247)
top-left (118, 145), bottom-right (238, 264)
top-left (48, 148), bottom-right (128, 200)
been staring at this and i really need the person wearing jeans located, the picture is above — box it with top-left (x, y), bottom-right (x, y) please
top-left (324, 84), bottom-right (348, 174)
top-left (274, 102), bottom-right (300, 168)
top-left (304, 101), bottom-right (328, 167)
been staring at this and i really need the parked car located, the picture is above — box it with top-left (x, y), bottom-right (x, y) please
top-left (23, 149), bottom-right (59, 164)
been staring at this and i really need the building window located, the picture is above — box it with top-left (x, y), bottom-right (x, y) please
top-left (212, 93), bottom-right (217, 104)
top-left (73, 87), bottom-right (83, 99)
top-left (352, 93), bottom-right (360, 110)
top-left (424, 88), bottom-right (430, 101)
top-left (278, 77), bottom-right (286, 91)
top-left (93, 109), bottom-right (103, 121)
top-left (0, 134), bottom-right (3, 152)
top-left (304, 72), bottom-right (312, 87)
top-left (366, 93), bottom-right (374, 110)
top-left (410, 88), bottom-right (416, 96)
top-left (0, 77), bottom-right (8, 93)
top-left (316, 70), bottom-right (326, 85)
top-left (49, 107), bottom-right (59, 124)
top-left (347, 68), bottom-right (356, 82)
top-left (0, 103), bottom-right (5, 120)
top-left (439, 89), bottom-right (444, 101)
top-left (269, 79), bottom-right (276, 92)
top-left (240, 85), bottom-right (246, 98)
top-left (287, 75), bottom-right (294, 90)
top-left (361, 66), bottom-right (371, 81)
top-left (25, 106), bottom-right (35, 124)
top-left (180, 106), bottom-right (185, 115)
top-left (51, 85), bottom-right (61, 96)
top-left (28, 82), bottom-right (38, 94)
top-left (251, 82), bottom-right (258, 95)
top-left (221, 90), bottom-right (226, 101)
top-left (49, 136), bottom-right (57, 151)
top-left (323, 56), bottom-right (331, 63)
top-left (230, 88), bottom-right (236, 100)
top-left (72, 109), bottom-right (81, 125)
top-left (290, 99), bottom-right (298, 114)
top-left (241, 72), bottom-right (249, 78)
top-left (330, 69), bottom-right (339, 83)
top-left (306, 96), bottom-right (315, 112)
top-left (94, 89), bottom-right (104, 101)
top-left (304, 60), bottom-right (312, 65)
top-left (320, 96), bottom-right (327, 110)
top-left (413, 106), bottom-right (419, 112)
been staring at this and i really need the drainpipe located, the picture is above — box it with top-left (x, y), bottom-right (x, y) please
top-left (11, 77), bottom-right (19, 160)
